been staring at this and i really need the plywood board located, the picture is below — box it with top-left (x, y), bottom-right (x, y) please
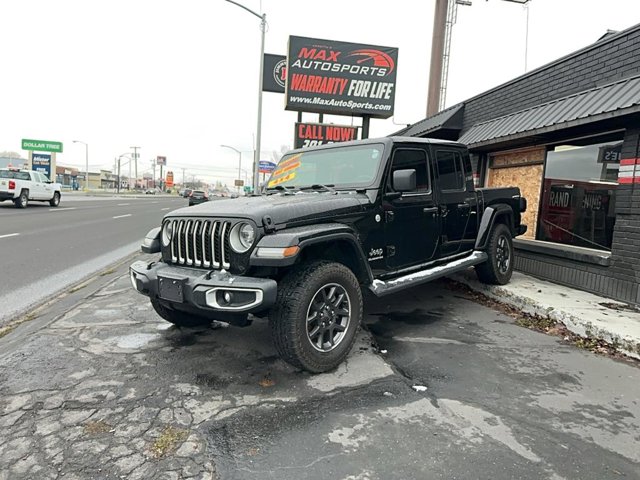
top-left (488, 164), bottom-right (543, 239)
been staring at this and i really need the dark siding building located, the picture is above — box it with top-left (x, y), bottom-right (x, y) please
top-left (396, 23), bottom-right (640, 304)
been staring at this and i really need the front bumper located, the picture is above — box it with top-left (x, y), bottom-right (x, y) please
top-left (130, 260), bottom-right (277, 314)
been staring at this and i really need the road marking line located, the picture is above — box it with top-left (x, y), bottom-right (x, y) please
top-left (0, 233), bottom-right (20, 239)
top-left (161, 207), bottom-right (171, 211)
top-left (117, 203), bottom-right (130, 206)
top-left (113, 214), bottom-right (132, 219)
top-left (151, 201), bottom-right (158, 204)
top-left (49, 207), bottom-right (77, 212)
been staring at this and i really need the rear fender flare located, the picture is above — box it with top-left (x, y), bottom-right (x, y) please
top-left (475, 204), bottom-right (514, 250)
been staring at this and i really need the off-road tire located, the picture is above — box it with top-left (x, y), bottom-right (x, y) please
top-left (269, 260), bottom-right (363, 373)
top-left (49, 192), bottom-right (60, 207)
top-left (14, 190), bottom-right (28, 209)
top-left (475, 223), bottom-right (514, 285)
top-left (150, 299), bottom-right (212, 327)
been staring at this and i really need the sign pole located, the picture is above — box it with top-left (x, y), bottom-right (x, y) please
top-left (362, 116), bottom-right (371, 139)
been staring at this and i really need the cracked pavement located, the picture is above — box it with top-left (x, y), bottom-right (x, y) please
top-left (1, 255), bottom-right (639, 479)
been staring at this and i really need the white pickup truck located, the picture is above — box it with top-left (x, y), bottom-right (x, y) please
top-left (0, 168), bottom-right (62, 208)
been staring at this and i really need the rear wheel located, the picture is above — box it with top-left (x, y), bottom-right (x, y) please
top-left (269, 261), bottom-right (362, 373)
top-left (475, 223), bottom-right (514, 285)
top-left (150, 299), bottom-right (212, 327)
top-left (14, 190), bottom-right (28, 209)
top-left (49, 192), bottom-right (60, 207)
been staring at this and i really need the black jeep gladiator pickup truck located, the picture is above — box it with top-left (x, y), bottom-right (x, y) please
top-left (130, 137), bottom-right (527, 372)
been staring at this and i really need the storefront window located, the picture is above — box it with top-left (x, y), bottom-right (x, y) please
top-left (537, 137), bottom-right (622, 251)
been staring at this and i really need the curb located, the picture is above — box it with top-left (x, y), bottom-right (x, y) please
top-left (449, 270), bottom-right (640, 361)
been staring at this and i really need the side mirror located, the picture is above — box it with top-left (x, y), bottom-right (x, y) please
top-left (392, 169), bottom-right (416, 192)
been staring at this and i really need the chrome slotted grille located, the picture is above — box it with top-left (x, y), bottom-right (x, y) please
top-left (170, 219), bottom-right (231, 269)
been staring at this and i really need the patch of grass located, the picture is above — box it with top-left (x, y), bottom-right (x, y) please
top-left (84, 420), bottom-right (113, 434)
top-left (515, 315), bottom-right (557, 331)
top-left (150, 426), bottom-right (188, 458)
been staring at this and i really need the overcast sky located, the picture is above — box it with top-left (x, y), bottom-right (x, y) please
top-left (1, 0), bottom-right (639, 184)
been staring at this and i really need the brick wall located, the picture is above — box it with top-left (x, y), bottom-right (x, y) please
top-left (610, 127), bottom-right (640, 303)
top-left (462, 25), bottom-right (640, 132)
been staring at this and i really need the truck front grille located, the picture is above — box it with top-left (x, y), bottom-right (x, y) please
top-left (169, 219), bottom-right (231, 269)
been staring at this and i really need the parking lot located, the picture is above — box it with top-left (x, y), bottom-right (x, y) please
top-left (1, 253), bottom-right (638, 480)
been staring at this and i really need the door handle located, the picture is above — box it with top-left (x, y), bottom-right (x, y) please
top-left (423, 207), bottom-right (438, 215)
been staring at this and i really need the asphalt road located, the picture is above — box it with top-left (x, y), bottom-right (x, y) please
top-left (0, 194), bottom-right (186, 325)
top-left (0, 270), bottom-right (637, 479)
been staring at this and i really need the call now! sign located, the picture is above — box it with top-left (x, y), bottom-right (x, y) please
top-left (294, 122), bottom-right (358, 149)
top-left (22, 138), bottom-right (63, 153)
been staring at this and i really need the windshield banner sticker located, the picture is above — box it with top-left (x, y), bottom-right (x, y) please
top-left (294, 122), bottom-right (358, 149)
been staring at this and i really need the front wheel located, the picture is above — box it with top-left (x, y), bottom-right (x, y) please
top-left (150, 299), bottom-right (212, 327)
top-left (475, 223), bottom-right (514, 285)
top-left (49, 192), bottom-right (60, 207)
top-left (269, 261), bottom-right (362, 373)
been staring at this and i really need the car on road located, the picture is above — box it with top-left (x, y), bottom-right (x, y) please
top-left (145, 189), bottom-right (156, 195)
top-left (131, 137), bottom-right (527, 372)
top-left (0, 167), bottom-right (62, 208)
top-left (180, 188), bottom-right (192, 198)
top-left (188, 190), bottom-right (208, 206)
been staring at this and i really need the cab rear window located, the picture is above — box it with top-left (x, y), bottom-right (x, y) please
top-left (0, 170), bottom-right (30, 180)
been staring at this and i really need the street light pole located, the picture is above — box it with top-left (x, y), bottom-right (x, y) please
top-left (72, 140), bottom-right (89, 191)
top-left (220, 144), bottom-right (242, 193)
top-left (224, 0), bottom-right (266, 193)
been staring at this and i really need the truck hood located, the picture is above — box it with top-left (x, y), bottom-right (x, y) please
top-left (167, 192), bottom-right (372, 226)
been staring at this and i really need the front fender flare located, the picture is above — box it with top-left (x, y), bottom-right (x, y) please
top-left (250, 223), bottom-right (373, 283)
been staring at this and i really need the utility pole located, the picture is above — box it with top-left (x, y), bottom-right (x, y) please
top-left (182, 168), bottom-right (186, 188)
top-left (151, 159), bottom-right (156, 189)
top-left (131, 146), bottom-right (140, 190)
top-left (427, 0), bottom-right (449, 116)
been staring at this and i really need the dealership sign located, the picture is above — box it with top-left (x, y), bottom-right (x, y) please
top-left (32, 153), bottom-right (52, 178)
top-left (22, 138), bottom-right (63, 153)
top-left (156, 156), bottom-right (166, 166)
top-left (285, 36), bottom-right (398, 119)
top-left (263, 54), bottom-right (287, 93)
top-left (258, 160), bottom-right (277, 173)
top-left (294, 122), bottom-right (358, 149)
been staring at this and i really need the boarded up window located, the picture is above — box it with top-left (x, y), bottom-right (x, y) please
top-left (487, 148), bottom-right (545, 239)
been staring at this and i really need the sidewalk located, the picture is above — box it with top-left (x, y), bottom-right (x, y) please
top-left (450, 270), bottom-right (640, 360)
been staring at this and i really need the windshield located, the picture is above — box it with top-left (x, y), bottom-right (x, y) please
top-left (267, 143), bottom-right (385, 190)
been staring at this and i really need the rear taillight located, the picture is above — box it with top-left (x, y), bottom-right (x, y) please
top-left (204, 192), bottom-right (208, 199)
top-left (8, 180), bottom-right (15, 190)
top-left (189, 192), bottom-right (193, 197)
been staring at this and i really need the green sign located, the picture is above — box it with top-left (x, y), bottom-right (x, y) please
top-left (21, 138), bottom-right (63, 153)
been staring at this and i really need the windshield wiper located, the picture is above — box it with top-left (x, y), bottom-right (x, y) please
top-left (299, 184), bottom-right (336, 193)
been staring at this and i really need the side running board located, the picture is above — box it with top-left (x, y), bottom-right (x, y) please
top-left (369, 251), bottom-right (488, 297)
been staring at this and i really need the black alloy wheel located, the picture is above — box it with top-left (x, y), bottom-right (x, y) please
top-left (306, 283), bottom-right (351, 352)
top-left (475, 222), bottom-right (514, 285)
top-left (269, 261), bottom-right (363, 373)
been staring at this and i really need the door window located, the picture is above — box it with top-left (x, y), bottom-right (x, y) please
top-left (389, 148), bottom-right (430, 193)
top-left (436, 150), bottom-right (465, 191)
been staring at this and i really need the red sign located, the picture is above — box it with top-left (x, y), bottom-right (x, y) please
top-left (294, 122), bottom-right (358, 149)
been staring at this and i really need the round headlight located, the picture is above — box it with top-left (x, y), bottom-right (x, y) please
top-left (162, 221), bottom-right (173, 247)
top-left (230, 222), bottom-right (256, 253)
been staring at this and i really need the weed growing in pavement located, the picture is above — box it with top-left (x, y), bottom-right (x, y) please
top-left (150, 426), bottom-right (188, 458)
top-left (84, 420), bottom-right (113, 435)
